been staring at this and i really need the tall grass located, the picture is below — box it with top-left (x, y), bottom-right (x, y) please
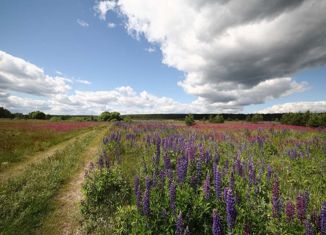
top-left (0, 130), bottom-right (97, 234)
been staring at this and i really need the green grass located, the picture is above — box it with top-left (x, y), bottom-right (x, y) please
top-left (0, 119), bottom-right (99, 166)
top-left (0, 129), bottom-right (99, 235)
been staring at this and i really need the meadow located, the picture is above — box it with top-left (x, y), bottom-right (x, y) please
top-left (0, 119), bottom-right (325, 234)
top-left (80, 121), bottom-right (326, 235)
top-left (0, 119), bottom-right (98, 168)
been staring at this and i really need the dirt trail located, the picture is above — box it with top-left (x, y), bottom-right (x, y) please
top-left (0, 130), bottom-right (98, 184)
top-left (38, 128), bottom-right (108, 235)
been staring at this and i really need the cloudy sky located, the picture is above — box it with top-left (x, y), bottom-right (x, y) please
top-left (0, 0), bottom-right (325, 114)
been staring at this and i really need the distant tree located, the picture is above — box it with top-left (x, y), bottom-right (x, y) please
top-left (13, 113), bottom-right (25, 119)
top-left (209, 114), bottom-right (224, 123)
top-left (251, 114), bottom-right (263, 123)
top-left (245, 115), bottom-right (252, 122)
top-left (123, 116), bottom-right (132, 123)
top-left (29, 111), bottom-right (46, 120)
top-left (185, 114), bottom-right (195, 126)
top-left (0, 107), bottom-right (13, 118)
top-left (99, 111), bottom-right (122, 121)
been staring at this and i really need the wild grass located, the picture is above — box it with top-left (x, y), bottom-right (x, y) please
top-left (0, 129), bottom-right (97, 235)
top-left (0, 119), bottom-right (99, 167)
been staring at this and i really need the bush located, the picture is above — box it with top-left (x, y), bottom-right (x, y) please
top-left (99, 111), bottom-right (122, 121)
top-left (81, 166), bottom-right (131, 231)
top-left (28, 111), bottom-right (46, 120)
top-left (251, 114), bottom-right (263, 123)
top-left (185, 114), bottom-right (195, 126)
top-left (209, 114), bottom-right (224, 123)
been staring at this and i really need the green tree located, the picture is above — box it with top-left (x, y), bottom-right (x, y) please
top-left (28, 111), bottom-right (46, 120)
top-left (0, 107), bottom-right (12, 118)
top-left (251, 114), bottom-right (263, 123)
top-left (99, 111), bottom-right (122, 121)
top-left (185, 114), bottom-right (195, 126)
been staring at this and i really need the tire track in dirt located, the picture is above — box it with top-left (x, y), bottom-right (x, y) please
top-left (0, 130), bottom-right (98, 184)
top-left (38, 127), bottom-right (108, 235)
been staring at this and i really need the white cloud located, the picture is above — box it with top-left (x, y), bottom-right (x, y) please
top-left (76, 79), bottom-right (91, 85)
top-left (94, 0), bottom-right (116, 20)
top-left (145, 47), bottom-right (156, 53)
top-left (0, 50), bottom-right (71, 96)
top-left (258, 101), bottom-right (326, 113)
top-left (107, 22), bottom-right (116, 28)
top-left (77, 19), bottom-right (89, 27)
top-left (94, 0), bottom-right (326, 110)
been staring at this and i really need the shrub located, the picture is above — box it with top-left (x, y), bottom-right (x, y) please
top-left (28, 111), bottom-right (46, 120)
top-left (81, 166), bottom-right (131, 231)
top-left (251, 114), bottom-right (263, 123)
top-left (209, 114), bottom-right (224, 123)
top-left (185, 114), bottom-right (195, 126)
top-left (99, 111), bottom-right (122, 121)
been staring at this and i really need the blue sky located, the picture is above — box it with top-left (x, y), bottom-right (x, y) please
top-left (0, 0), bottom-right (325, 114)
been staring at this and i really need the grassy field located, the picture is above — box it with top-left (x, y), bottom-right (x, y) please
top-left (0, 120), bottom-right (108, 235)
top-left (80, 121), bottom-right (326, 234)
top-left (0, 120), bottom-right (325, 234)
top-left (0, 119), bottom-right (99, 168)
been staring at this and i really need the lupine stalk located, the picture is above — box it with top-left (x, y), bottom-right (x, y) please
top-left (272, 178), bottom-right (282, 218)
top-left (212, 209), bottom-right (223, 235)
top-left (214, 168), bottom-right (222, 198)
top-left (143, 176), bottom-right (151, 216)
top-left (201, 173), bottom-right (209, 200)
top-left (285, 201), bottom-right (295, 222)
top-left (169, 181), bottom-right (176, 213)
top-left (321, 202), bottom-right (326, 235)
top-left (226, 188), bottom-right (237, 230)
top-left (305, 221), bottom-right (314, 235)
top-left (297, 193), bottom-right (307, 223)
top-left (176, 211), bottom-right (184, 235)
top-left (134, 176), bottom-right (142, 211)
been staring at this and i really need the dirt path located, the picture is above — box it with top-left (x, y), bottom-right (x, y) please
top-left (0, 130), bottom-right (97, 184)
top-left (38, 128), bottom-right (108, 235)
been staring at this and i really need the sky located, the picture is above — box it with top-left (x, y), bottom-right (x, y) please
top-left (0, 0), bottom-right (325, 115)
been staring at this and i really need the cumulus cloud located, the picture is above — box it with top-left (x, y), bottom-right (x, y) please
top-left (94, 0), bottom-right (326, 110)
top-left (258, 101), bottom-right (326, 113)
top-left (94, 0), bottom-right (116, 20)
top-left (77, 19), bottom-right (89, 27)
top-left (0, 50), bottom-right (71, 96)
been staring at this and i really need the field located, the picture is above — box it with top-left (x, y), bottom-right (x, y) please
top-left (0, 120), bottom-right (325, 234)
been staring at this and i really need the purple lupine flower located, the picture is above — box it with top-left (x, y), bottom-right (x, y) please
top-left (235, 157), bottom-right (243, 177)
top-left (177, 156), bottom-right (188, 183)
top-left (196, 158), bottom-right (202, 182)
top-left (320, 202), bottom-right (326, 234)
top-left (305, 221), bottom-right (314, 235)
top-left (248, 158), bottom-right (256, 185)
top-left (214, 168), bottom-right (222, 198)
top-left (134, 176), bottom-right (142, 210)
top-left (169, 181), bottom-right (176, 213)
top-left (203, 173), bottom-right (210, 200)
top-left (176, 211), bottom-right (184, 235)
top-left (285, 201), bottom-right (295, 222)
top-left (224, 187), bottom-right (229, 202)
top-left (267, 164), bottom-right (272, 181)
top-left (212, 209), bottom-right (223, 235)
top-left (272, 178), bottom-right (282, 218)
top-left (143, 176), bottom-right (151, 216)
top-left (226, 188), bottom-right (236, 230)
top-left (163, 153), bottom-right (172, 170)
top-left (297, 193), bottom-right (307, 223)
